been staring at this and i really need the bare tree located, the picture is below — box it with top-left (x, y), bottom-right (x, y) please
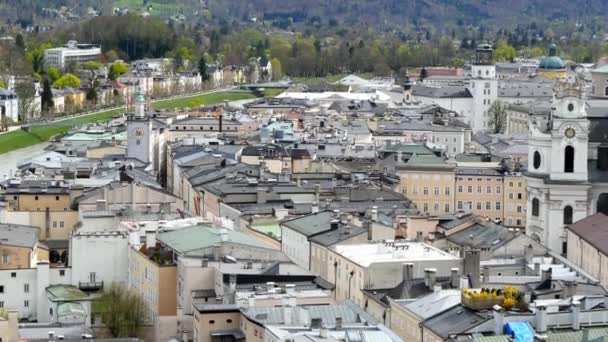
top-left (14, 81), bottom-right (38, 123)
top-left (488, 100), bottom-right (508, 134)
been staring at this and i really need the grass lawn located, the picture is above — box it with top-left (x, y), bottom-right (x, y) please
top-left (262, 88), bottom-right (285, 97)
top-left (0, 91), bottom-right (257, 155)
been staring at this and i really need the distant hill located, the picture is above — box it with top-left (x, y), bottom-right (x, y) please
top-left (208, 0), bottom-right (608, 29)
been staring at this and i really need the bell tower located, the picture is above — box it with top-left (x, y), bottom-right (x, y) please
top-left (468, 43), bottom-right (497, 131)
top-left (549, 77), bottom-right (589, 182)
top-left (126, 84), bottom-right (153, 163)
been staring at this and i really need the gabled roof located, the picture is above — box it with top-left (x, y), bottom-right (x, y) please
top-left (0, 224), bottom-right (39, 249)
top-left (280, 211), bottom-right (335, 237)
top-left (566, 213), bottom-right (608, 255)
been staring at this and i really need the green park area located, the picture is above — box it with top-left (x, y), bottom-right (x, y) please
top-left (0, 91), bottom-right (259, 155)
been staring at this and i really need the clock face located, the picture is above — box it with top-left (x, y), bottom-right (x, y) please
top-left (565, 127), bottom-right (575, 139)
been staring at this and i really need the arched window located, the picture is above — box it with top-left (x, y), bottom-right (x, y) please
top-left (533, 151), bottom-right (541, 169)
top-left (532, 198), bottom-right (540, 217)
top-left (564, 146), bottom-right (575, 173)
top-left (605, 86), bottom-right (608, 96)
top-left (563, 206), bottom-right (573, 225)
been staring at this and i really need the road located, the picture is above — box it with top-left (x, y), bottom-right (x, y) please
top-left (0, 86), bottom-right (238, 134)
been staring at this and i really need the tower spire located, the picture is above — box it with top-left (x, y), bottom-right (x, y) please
top-left (134, 83), bottom-right (145, 118)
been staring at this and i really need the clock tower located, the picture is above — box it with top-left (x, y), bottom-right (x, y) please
top-left (525, 77), bottom-right (591, 253)
top-left (126, 85), bottom-right (153, 163)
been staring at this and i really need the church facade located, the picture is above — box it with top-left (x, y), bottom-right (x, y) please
top-left (526, 76), bottom-right (608, 253)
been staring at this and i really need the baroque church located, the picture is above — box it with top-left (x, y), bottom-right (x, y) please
top-left (526, 75), bottom-right (608, 253)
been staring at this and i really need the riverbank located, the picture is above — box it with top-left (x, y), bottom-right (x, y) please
top-left (0, 90), bottom-right (258, 155)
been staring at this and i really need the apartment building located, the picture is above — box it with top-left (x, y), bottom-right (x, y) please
top-left (320, 241), bottom-right (461, 308)
top-left (396, 155), bottom-right (456, 215)
top-left (0, 224), bottom-right (46, 270)
top-left (1, 180), bottom-right (79, 242)
top-left (503, 174), bottom-right (527, 228)
top-left (454, 168), bottom-right (504, 221)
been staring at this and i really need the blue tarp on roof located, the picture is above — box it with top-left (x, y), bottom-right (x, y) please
top-left (505, 321), bottom-right (534, 342)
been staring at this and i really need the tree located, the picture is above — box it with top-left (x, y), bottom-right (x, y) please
top-left (0, 79), bottom-right (5, 89)
top-left (109, 61), bottom-right (128, 80)
top-left (83, 61), bottom-right (103, 70)
top-left (419, 67), bottom-right (428, 80)
top-left (15, 34), bottom-right (24, 49)
top-left (198, 56), bottom-right (209, 82)
top-left (488, 100), bottom-right (508, 134)
top-left (53, 74), bottom-right (81, 89)
top-left (41, 79), bottom-right (54, 115)
top-left (94, 284), bottom-right (145, 338)
top-left (14, 81), bottom-right (37, 123)
top-left (104, 50), bottom-right (119, 63)
top-left (47, 67), bottom-right (61, 83)
top-left (26, 43), bottom-right (52, 74)
top-left (86, 87), bottom-right (98, 105)
top-left (270, 57), bottom-right (282, 80)
top-left (494, 40), bottom-right (517, 62)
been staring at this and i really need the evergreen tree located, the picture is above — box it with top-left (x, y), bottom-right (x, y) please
top-left (41, 79), bottom-right (54, 114)
top-left (198, 56), bottom-right (209, 82)
top-left (419, 67), bottom-right (428, 81)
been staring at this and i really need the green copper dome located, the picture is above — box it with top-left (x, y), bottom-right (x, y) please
top-left (539, 44), bottom-right (565, 70)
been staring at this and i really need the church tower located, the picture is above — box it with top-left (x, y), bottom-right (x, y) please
top-left (126, 85), bottom-right (153, 163)
top-left (525, 77), bottom-right (591, 253)
top-left (468, 43), bottom-right (498, 131)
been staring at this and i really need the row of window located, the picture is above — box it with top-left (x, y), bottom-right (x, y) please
top-left (421, 203), bottom-right (451, 213)
top-left (531, 199), bottom-right (573, 224)
top-left (0, 300), bottom-right (28, 308)
top-left (456, 201), bottom-right (502, 211)
top-left (0, 283), bottom-right (29, 293)
top-left (173, 126), bottom-right (238, 131)
top-left (457, 185), bottom-right (502, 194)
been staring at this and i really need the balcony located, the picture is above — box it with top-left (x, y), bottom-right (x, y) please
top-left (79, 281), bottom-right (104, 291)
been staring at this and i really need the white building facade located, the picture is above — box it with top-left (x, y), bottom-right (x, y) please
top-left (43, 41), bottom-right (101, 70)
top-left (525, 77), bottom-right (608, 253)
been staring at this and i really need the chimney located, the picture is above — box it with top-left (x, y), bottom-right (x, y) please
top-left (459, 276), bottom-right (469, 289)
top-left (572, 300), bottom-right (581, 330)
top-left (227, 274), bottom-right (237, 304)
top-left (371, 206), bottom-right (378, 221)
top-left (285, 284), bottom-right (295, 295)
top-left (535, 305), bottom-right (547, 333)
top-left (95, 199), bottom-right (107, 211)
top-left (319, 325), bottom-right (328, 338)
top-left (402, 263), bottom-right (414, 282)
top-left (335, 317), bottom-right (343, 330)
top-left (450, 268), bottom-right (460, 288)
top-left (282, 297), bottom-right (295, 325)
top-left (201, 258), bottom-right (209, 267)
top-left (259, 161), bottom-right (266, 179)
top-left (257, 187), bottom-right (267, 204)
top-left (266, 282), bottom-right (275, 292)
top-left (311, 202), bottom-right (319, 214)
top-left (364, 220), bottom-right (372, 241)
top-left (564, 280), bottom-right (578, 298)
top-left (524, 244), bottom-right (534, 264)
top-left (330, 220), bottom-right (339, 230)
top-left (493, 305), bottom-right (504, 335)
top-left (433, 284), bottom-right (442, 293)
top-left (482, 265), bottom-right (490, 283)
top-left (315, 183), bottom-right (321, 203)
top-left (534, 262), bottom-right (541, 275)
top-left (145, 231), bottom-right (156, 250)
top-left (541, 268), bottom-right (552, 282)
top-left (424, 268), bottom-right (437, 289)
top-left (464, 250), bottom-right (481, 288)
